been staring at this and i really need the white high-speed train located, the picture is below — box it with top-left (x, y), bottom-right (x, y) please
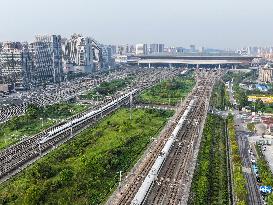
top-left (39, 89), bottom-right (138, 144)
top-left (131, 98), bottom-right (196, 205)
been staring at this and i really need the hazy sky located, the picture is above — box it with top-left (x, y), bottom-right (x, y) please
top-left (1, 0), bottom-right (273, 49)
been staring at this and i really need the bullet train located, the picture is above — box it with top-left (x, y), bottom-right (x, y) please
top-left (131, 98), bottom-right (196, 205)
top-left (39, 89), bottom-right (138, 144)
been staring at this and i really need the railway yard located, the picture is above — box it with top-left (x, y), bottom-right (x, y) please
top-left (0, 68), bottom-right (226, 205)
top-left (0, 1), bottom-right (269, 204)
top-left (0, 67), bottom-right (182, 184)
top-left (107, 70), bottom-right (222, 205)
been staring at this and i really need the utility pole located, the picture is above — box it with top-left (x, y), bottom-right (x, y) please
top-left (38, 143), bottom-right (42, 155)
top-left (70, 126), bottom-right (73, 137)
top-left (130, 93), bottom-right (133, 121)
top-left (119, 170), bottom-right (122, 187)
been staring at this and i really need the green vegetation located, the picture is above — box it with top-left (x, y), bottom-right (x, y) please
top-left (0, 108), bottom-right (173, 205)
top-left (224, 71), bottom-right (273, 113)
top-left (80, 77), bottom-right (133, 100)
top-left (210, 82), bottom-right (231, 110)
top-left (244, 97), bottom-right (273, 113)
top-left (221, 72), bottom-right (248, 204)
top-left (0, 103), bottom-right (87, 150)
top-left (247, 123), bottom-right (256, 132)
top-left (227, 115), bottom-right (248, 204)
top-left (256, 144), bottom-right (273, 203)
top-left (263, 102), bottom-right (273, 113)
top-left (137, 74), bottom-right (195, 105)
top-left (223, 71), bottom-right (253, 108)
top-left (189, 114), bottom-right (229, 205)
top-left (223, 70), bottom-right (257, 84)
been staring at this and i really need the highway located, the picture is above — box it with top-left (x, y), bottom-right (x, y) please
top-left (228, 83), bottom-right (262, 205)
top-left (107, 70), bottom-right (221, 205)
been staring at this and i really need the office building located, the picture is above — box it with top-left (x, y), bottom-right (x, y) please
top-left (110, 45), bottom-right (117, 56)
top-left (198, 47), bottom-right (205, 53)
top-left (21, 43), bottom-right (35, 88)
top-left (116, 44), bottom-right (135, 55)
top-left (34, 35), bottom-right (63, 84)
top-left (167, 47), bottom-right (177, 53)
top-left (149, 44), bottom-right (164, 54)
top-left (190, 45), bottom-right (196, 52)
top-left (101, 45), bottom-right (115, 68)
top-left (135, 44), bottom-right (148, 55)
top-left (91, 39), bottom-right (103, 71)
top-left (176, 47), bottom-right (184, 53)
top-left (63, 34), bottom-right (93, 73)
top-left (0, 42), bottom-right (24, 85)
top-left (259, 64), bottom-right (273, 83)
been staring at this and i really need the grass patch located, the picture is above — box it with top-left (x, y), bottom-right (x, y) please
top-left (137, 74), bottom-right (195, 105)
top-left (0, 108), bottom-right (173, 205)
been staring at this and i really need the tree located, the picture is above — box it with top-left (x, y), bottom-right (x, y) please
top-left (238, 92), bottom-right (249, 108)
top-left (255, 99), bottom-right (265, 112)
top-left (26, 104), bottom-right (40, 119)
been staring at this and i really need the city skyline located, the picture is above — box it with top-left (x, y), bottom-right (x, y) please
top-left (1, 0), bottom-right (273, 49)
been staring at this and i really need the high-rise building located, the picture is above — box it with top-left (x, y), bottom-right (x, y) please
top-left (259, 64), bottom-right (273, 83)
top-left (167, 47), bottom-right (177, 53)
top-left (63, 34), bottom-right (93, 73)
top-left (149, 44), bottom-right (164, 54)
top-left (110, 45), bottom-right (117, 56)
top-left (91, 39), bottom-right (103, 71)
top-left (190, 44), bottom-right (196, 52)
top-left (101, 45), bottom-right (115, 69)
top-left (198, 47), bottom-right (205, 53)
top-left (117, 45), bottom-right (125, 55)
top-left (129, 45), bottom-right (135, 54)
top-left (116, 44), bottom-right (135, 55)
top-left (176, 47), bottom-right (184, 53)
top-left (34, 35), bottom-right (63, 84)
top-left (0, 42), bottom-right (24, 85)
top-left (21, 43), bottom-right (35, 88)
top-left (135, 44), bottom-right (148, 55)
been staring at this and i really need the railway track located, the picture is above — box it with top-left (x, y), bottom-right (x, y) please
top-left (0, 69), bottom-right (182, 184)
top-left (144, 81), bottom-right (212, 205)
top-left (109, 70), bottom-right (220, 205)
top-left (146, 100), bottom-right (200, 204)
top-left (0, 91), bottom-right (134, 183)
top-left (113, 97), bottom-right (197, 205)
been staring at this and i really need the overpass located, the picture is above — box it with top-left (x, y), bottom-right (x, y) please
top-left (127, 55), bottom-right (259, 68)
